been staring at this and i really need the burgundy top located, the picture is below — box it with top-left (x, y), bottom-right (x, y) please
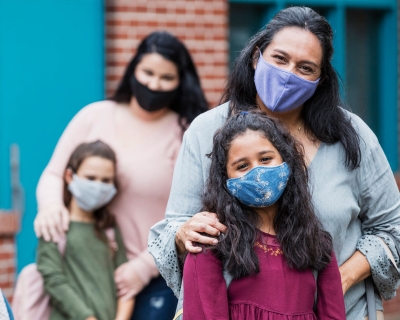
top-left (183, 233), bottom-right (346, 320)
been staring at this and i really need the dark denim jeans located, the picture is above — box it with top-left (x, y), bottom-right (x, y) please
top-left (130, 276), bottom-right (177, 320)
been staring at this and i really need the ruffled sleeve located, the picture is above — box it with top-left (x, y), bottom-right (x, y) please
top-left (355, 123), bottom-right (400, 300)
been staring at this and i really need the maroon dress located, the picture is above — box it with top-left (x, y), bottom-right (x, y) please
top-left (183, 232), bottom-right (346, 320)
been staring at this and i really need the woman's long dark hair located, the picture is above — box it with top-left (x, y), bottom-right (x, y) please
top-left (203, 111), bottom-right (332, 279)
top-left (220, 6), bottom-right (360, 170)
top-left (64, 140), bottom-right (116, 240)
top-left (109, 31), bottom-right (208, 130)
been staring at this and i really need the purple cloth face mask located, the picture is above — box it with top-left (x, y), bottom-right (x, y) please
top-left (254, 51), bottom-right (320, 112)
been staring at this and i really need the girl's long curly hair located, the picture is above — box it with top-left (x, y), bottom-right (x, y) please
top-left (203, 111), bottom-right (332, 279)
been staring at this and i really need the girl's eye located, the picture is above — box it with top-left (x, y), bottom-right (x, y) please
top-left (237, 163), bottom-right (248, 170)
top-left (102, 178), bottom-right (112, 184)
top-left (86, 176), bottom-right (96, 181)
top-left (261, 157), bottom-right (272, 163)
top-left (144, 69), bottom-right (153, 76)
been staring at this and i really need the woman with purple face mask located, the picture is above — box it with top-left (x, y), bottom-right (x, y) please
top-left (149, 6), bottom-right (400, 319)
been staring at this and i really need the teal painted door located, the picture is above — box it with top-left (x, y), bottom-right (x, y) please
top-left (0, 0), bottom-right (104, 271)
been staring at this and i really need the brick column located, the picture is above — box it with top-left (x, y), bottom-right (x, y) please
top-left (0, 211), bottom-right (20, 302)
top-left (383, 174), bottom-right (400, 318)
top-left (105, 0), bottom-right (229, 108)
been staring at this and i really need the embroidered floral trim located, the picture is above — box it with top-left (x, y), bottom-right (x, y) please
top-left (255, 241), bottom-right (283, 256)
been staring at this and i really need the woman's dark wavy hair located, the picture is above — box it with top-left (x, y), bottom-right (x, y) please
top-left (109, 31), bottom-right (208, 130)
top-left (203, 111), bottom-right (332, 279)
top-left (220, 6), bottom-right (360, 170)
top-left (64, 140), bottom-right (117, 241)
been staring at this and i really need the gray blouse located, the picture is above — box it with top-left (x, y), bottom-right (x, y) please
top-left (148, 102), bottom-right (400, 319)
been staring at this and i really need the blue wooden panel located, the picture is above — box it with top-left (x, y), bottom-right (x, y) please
top-left (325, 6), bottom-right (347, 91)
top-left (0, 0), bottom-right (104, 271)
top-left (377, 8), bottom-right (398, 170)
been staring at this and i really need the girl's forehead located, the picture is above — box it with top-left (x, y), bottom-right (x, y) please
top-left (229, 130), bottom-right (276, 152)
top-left (78, 156), bottom-right (115, 172)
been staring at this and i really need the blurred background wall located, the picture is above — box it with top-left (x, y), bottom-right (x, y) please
top-left (0, 0), bottom-right (398, 316)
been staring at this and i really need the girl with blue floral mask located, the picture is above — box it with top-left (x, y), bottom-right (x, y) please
top-left (36, 140), bottom-right (134, 320)
top-left (181, 111), bottom-right (346, 320)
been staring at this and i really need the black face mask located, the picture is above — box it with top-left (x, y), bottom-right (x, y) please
top-left (130, 76), bottom-right (179, 112)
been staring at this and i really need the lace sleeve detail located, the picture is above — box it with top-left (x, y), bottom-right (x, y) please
top-left (357, 231), bottom-right (400, 300)
top-left (149, 217), bottom-right (190, 297)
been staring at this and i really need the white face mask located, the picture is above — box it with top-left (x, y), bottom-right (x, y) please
top-left (67, 174), bottom-right (117, 212)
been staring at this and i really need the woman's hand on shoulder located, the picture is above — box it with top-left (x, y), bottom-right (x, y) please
top-left (175, 211), bottom-right (227, 254)
top-left (34, 203), bottom-right (70, 242)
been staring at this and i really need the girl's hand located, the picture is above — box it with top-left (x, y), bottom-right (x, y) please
top-left (175, 211), bottom-right (227, 254)
top-left (115, 261), bottom-right (146, 300)
top-left (34, 203), bottom-right (70, 242)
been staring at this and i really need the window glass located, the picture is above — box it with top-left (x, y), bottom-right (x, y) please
top-left (346, 9), bottom-right (382, 135)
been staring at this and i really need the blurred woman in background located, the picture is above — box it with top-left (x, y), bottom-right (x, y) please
top-left (34, 31), bottom-right (208, 320)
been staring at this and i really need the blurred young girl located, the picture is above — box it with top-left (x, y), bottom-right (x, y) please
top-left (37, 140), bottom-right (134, 320)
top-left (182, 111), bottom-right (346, 319)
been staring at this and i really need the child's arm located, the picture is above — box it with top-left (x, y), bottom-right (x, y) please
top-left (315, 251), bottom-right (346, 320)
top-left (183, 249), bottom-right (230, 319)
top-left (115, 298), bottom-right (134, 320)
top-left (113, 227), bottom-right (134, 319)
top-left (37, 238), bottom-right (96, 320)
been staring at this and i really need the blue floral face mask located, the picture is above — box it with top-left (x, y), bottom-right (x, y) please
top-left (226, 163), bottom-right (290, 207)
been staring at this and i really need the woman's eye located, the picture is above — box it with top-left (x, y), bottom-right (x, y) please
top-left (273, 55), bottom-right (286, 62)
top-left (102, 178), bottom-right (112, 184)
top-left (237, 163), bottom-right (248, 170)
top-left (261, 157), bottom-right (271, 163)
top-left (86, 176), bottom-right (96, 181)
top-left (300, 65), bottom-right (313, 74)
top-left (144, 69), bottom-right (153, 76)
top-left (162, 75), bottom-right (175, 81)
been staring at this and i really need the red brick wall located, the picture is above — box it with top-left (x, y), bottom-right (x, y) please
top-left (0, 211), bottom-right (20, 302)
top-left (105, 0), bottom-right (229, 108)
top-left (0, 238), bottom-right (15, 302)
top-left (384, 175), bottom-right (400, 318)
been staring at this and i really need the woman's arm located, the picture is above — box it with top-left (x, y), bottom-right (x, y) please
top-left (35, 104), bottom-right (96, 242)
top-left (316, 251), bottom-right (346, 320)
top-left (339, 251), bottom-right (371, 295)
top-left (114, 227), bottom-right (158, 300)
top-left (183, 250), bottom-right (229, 320)
top-left (350, 127), bottom-right (400, 299)
top-left (37, 239), bottom-right (95, 319)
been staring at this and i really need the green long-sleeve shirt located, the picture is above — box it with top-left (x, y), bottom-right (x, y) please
top-left (37, 221), bottom-right (128, 320)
